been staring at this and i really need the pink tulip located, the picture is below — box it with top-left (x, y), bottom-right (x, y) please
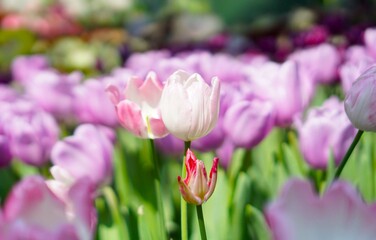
top-left (266, 179), bottom-right (376, 240)
top-left (160, 70), bottom-right (220, 141)
top-left (344, 65), bottom-right (376, 131)
top-left (178, 149), bottom-right (219, 205)
top-left (0, 176), bottom-right (95, 240)
top-left (106, 72), bottom-right (169, 138)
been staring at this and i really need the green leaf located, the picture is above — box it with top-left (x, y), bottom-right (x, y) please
top-left (245, 204), bottom-right (271, 240)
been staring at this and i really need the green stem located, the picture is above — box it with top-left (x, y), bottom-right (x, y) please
top-left (333, 130), bottom-right (364, 180)
top-left (149, 139), bottom-right (167, 239)
top-left (196, 205), bottom-right (207, 240)
top-left (102, 186), bottom-right (128, 239)
top-left (181, 141), bottom-right (191, 240)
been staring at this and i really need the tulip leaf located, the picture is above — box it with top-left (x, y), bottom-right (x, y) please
top-left (245, 204), bottom-right (271, 240)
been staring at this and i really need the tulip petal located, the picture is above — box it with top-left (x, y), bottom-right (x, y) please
top-left (116, 100), bottom-right (147, 138)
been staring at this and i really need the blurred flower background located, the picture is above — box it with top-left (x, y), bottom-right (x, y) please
top-left (2, 0), bottom-right (376, 239)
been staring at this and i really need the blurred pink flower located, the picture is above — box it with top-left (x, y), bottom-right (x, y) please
top-left (26, 70), bottom-right (82, 122)
top-left (223, 99), bottom-right (274, 149)
top-left (245, 61), bottom-right (306, 126)
top-left (160, 70), bottom-right (220, 141)
top-left (0, 100), bottom-right (59, 166)
top-left (296, 97), bottom-right (356, 169)
top-left (178, 149), bottom-right (218, 205)
top-left (11, 55), bottom-right (49, 85)
top-left (73, 79), bottom-right (118, 127)
top-left (288, 43), bottom-right (340, 84)
top-left (51, 124), bottom-right (114, 188)
top-left (106, 71), bottom-right (168, 138)
top-left (0, 176), bottom-right (95, 240)
top-left (266, 179), bottom-right (376, 240)
top-left (345, 65), bottom-right (376, 131)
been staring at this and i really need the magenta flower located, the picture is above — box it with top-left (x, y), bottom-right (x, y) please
top-left (160, 70), bottom-right (220, 141)
top-left (0, 176), bottom-right (95, 240)
top-left (364, 28), bottom-right (376, 59)
top-left (266, 179), bottom-right (376, 240)
top-left (296, 97), bottom-right (356, 169)
top-left (106, 72), bottom-right (169, 139)
top-left (51, 124), bottom-right (114, 188)
top-left (178, 149), bottom-right (219, 205)
top-left (344, 65), bottom-right (376, 131)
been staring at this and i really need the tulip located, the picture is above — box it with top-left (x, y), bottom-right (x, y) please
top-left (266, 179), bottom-right (376, 240)
top-left (73, 79), bottom-right (118, 127)
top-left (26, 70), bottom-right (82, 122)
top-left (160, 70), bottom-right (220, 141)
top-left (344, 65), bottom-right (376, 131)
top-left (0, 100), bottom-right (59, 166)
top-left (51, 124), bottom-right (114, 188)
top-left (0, 176), bottom-right (95, 240)
top-left (339, 59), bottom-right (372, 93)
top-left (223, 99), bottom-right (274, 149)
top-left (106, 71), bottom-right (169, 139)
top-left (178, 149), bottom-right (219, 205)
top-left (245, 61), bottom-right (307, 127)
top-left (364, 28), bottom-right (376, 59)
top-left (11, 55), bottom-right (49, 85)
top-left (296, 97), bottom-right (356, 169)
top-left (288, 43), bottom-right (340, 84)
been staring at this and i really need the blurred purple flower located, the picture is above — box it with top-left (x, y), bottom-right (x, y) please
top-left (245, 61), bottom-right (307, 126)
top-left (125, 50), bottom-right (170, 78)
top-left (296, 97), bottom-right (356, 169)
top-left (223, 98), bottom-right (274, 149)
top-left (25, 70), bottom-right (82, 122)
top-left (288, 43), bottom-right (341, 84)
top-left (266, 179), bottom-right (376, 240)
top-left (0, 100), bottom-right (59, 166)
top-left (73, 79), bottom-right (118, 127)
top-left (339, 59), bottom-right (373, 93)
top-left (0, 175), bottom-right (95, 240)
top-left (51, 124), bottom-right (114, 188)
top-left (11, 55), bottom-right (49, 85)
top-left (364, 28), bottom-right (376, 59)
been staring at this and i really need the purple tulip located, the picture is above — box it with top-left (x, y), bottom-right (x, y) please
top-left (288, 43), bottom-right (341, 84)
top-left (266, 179), bottom-right (376, 240)
top-left (51, 124), bottom-right (114, 188)
top-left (11, 55), bottom-right (49, 85)
top-left (0, 176), bottom-right (95, 240)
top-left (296, 97), bottom-right (356, 169)
top-left (0, 100), bottom-right (59, 166)
top-left (245, 61), bottom-right (307, 126)
top-left (125, 50), bottom-right (170, 78)
top-left (339, 59), bottom-right (372, 93)
top-left (344, 65), bottom-right (376, 131)
top-left (223, 98), bottom-right (274, 149)
top-left (25, 70), bottom-right (82, 122)
top-left (73, 78), bottom-right (118, 127)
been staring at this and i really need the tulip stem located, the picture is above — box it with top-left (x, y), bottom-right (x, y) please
top-left (196, 205), bottom-right (208, 240)
top-left (181, 141), bottom-right (191, 240)
top-left (333, 130), bottom-right (364, 180)
top-left (149, 139), bottom-right (167, 239)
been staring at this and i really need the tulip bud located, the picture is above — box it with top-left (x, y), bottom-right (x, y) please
top-left (178, 149), bottom-right (218, 205)
top-left (344, 65), bottom-right (376, 131)
top-left (160, 70), bottom-right (220, 141)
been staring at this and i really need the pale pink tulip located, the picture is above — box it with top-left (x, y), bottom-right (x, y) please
top-left (160, 70), bottom-right (220, 141)
top-left (106, 72), bottom-right (169, 138)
